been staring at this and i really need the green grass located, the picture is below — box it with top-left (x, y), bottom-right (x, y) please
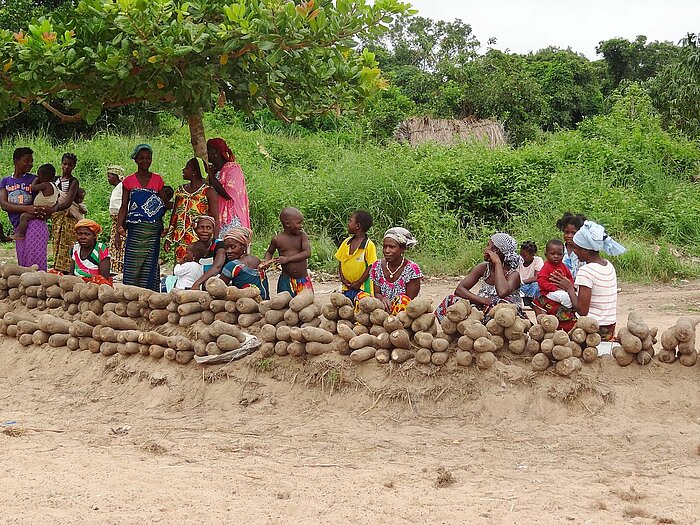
top-left (2, 89), bottom-right (700, 283)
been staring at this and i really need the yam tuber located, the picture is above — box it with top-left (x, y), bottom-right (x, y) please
top-left (475, 351), bottom-right (496, 369)
top-left (431, 352), bottom-right (448, 366)
top-left (531, 352), bottom-right (550, 371)
top-left (455, 350), bottom-right (473, 366)
top-left (390, 347), bottom-right (415, 364)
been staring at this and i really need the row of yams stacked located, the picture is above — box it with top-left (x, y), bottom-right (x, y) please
top-left (0, 263), bottom-right (604, 373)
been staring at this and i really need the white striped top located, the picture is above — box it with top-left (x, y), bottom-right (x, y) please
top-left (575, 262), bottom-right (618, 326)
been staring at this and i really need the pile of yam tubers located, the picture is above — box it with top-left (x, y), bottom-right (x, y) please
top-left (2, 263), bottom-right (697, 373)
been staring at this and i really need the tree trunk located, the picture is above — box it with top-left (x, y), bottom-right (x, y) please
top-left (187, 111), bottom-right (207, 160)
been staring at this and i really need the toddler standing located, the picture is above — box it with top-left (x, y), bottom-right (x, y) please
top-left (262, 207), bottom-right (312, 296)
top-left (335, 210), bottom-right (377, 301)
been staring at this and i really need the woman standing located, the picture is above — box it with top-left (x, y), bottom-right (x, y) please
top-left (435, 233), bottom-right (524, 322)
top-left (0, 147), bottom-right (51, 270)
top-left (70, 219), bottom-right (112, 285)
top-left (549, 221), bottom-right (626, 341)
top-left (206, 138), bottom-right (250, 234)
top-left (50, 152), bottom-right (80, 273)
top-left (164, 157), bottom-right (219, 260)
top-left (363, 227), bottom-right (422, 314)
top-left (116, 144), bottom-right (166, 291)
top-left (107, 165), bottom-right (125, 274)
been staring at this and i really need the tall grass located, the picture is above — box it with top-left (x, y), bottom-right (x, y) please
top-left (1, 87), bottom-right (699, 282)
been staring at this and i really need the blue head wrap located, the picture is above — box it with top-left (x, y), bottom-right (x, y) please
top-left (573, 221), bottom-right (626, 255)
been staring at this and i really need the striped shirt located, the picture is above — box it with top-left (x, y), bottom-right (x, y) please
top-left (575, 262), bottom-right (618, 326)
top-left (72, 242), bottom-right (109, 278)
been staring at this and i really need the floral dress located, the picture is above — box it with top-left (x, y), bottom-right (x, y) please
top-left (167, 183), bottom-right (210, 260)
top-left (367, 259), bottom-right (423, 314)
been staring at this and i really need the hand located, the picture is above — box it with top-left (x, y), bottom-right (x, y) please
top-left (549, 270), bottom-right (574, 292)
top-left (349, 279), bottom-right (363, 290)
top-left (380, 296), bottom-right (392, 312)
top-left (277, 256), bottom-right (289, 265)
top-left (163, 240), bottom-right (171, 253)
top-left (259, 258), bottom-right (277, 270)
top-left (115, 226), bottom-right (126, 250)
top-left (483, 249), bottom-right (501, 265)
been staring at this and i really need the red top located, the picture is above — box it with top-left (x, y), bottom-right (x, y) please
top-left (537, 260), bottom-right (574, 295)
top-left (122, 173), bottom-right (164, 191)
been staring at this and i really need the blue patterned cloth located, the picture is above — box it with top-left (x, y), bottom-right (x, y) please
top-left (126, 188), bottom-right (165, 224)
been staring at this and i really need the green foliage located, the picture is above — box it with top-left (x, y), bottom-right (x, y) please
top-left (1, 0), bottom-right (412, 126)
top-left (2, 86), bottom-right (700, 282)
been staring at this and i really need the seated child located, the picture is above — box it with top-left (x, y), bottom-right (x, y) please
top-left (66, 187), bottom-right (88, 220)
top-left (261, 207), bottom-right (312, 296)
top-left (518, 240), bottom-right (543, 306)
top-left (172, 242), bottom-right (206, 290)
top-left (537, 239), bottom-right (574, 308)
top-left (335, 210), bottom-right (377, 301)
top-left (11, 164), bottom-right (58, 240)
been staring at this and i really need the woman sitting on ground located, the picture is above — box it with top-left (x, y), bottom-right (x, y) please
top-left (70, 219), bottom-right (112, 286)
top-left (548, 220), bottom-right (626, 342)
top-left (356, 227), bottom-right (422, 314)
top-left (435, 233), bottom-right (524, 322)
top-left (219, 227), bottom-right (270, 299)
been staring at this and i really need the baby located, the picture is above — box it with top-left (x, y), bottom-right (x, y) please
top-left (66, 188), bottom-right (88, 220)
top-left (173, 242), bottom-right (206, 289)
top-left (537, 239), bottom-right (575, 308)
top-left (262, 207), bottom-right (312, 296)
top-left (11, 164), bottom-right (58, 240)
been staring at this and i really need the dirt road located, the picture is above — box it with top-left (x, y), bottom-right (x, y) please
top-left (1, 279), bottom-right (699, 524)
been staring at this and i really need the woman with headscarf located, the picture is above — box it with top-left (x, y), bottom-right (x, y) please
top-left (70, 219), bottom-right (112, 285)
top-left (164, 157), bottom-right (220, 261)
top-left (549, 220), bottom-right (626, 341)
top-left (435, 233), bottom-right (524, 322)
top-left (206, 137), bottom-right (250, 235)
top-left (220, 226), bottom-right (270, 299)
top-left (116, 144), bottom-right (166, 291)
top-left (358, 227), bottom-right (422, 314)
top-left (107, 165), bottom-right (125, 274)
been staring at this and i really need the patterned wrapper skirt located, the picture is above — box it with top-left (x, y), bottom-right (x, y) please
top-left (122, 221), bottom-right (162, 291)
top-left (109, 215), bottom-right (125, 274)
top-left (15, 219), bottom-right (49, 271)
top-left (51, 211), bottom-right (77, 273)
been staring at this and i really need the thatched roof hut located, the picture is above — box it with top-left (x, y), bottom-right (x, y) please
top-left (394, 116), bottom-right (507, 149)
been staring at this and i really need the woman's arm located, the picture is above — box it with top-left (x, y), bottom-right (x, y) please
top-left (162, 197), bottom-right (179, 249)
top-left (207, 170), bottom-right (232, 200)
top-left (69, 260), bottom-right (75, 276)
top-left (405, 278), bottom-right (420, 300)
top-left (485, 250), bottom-right (518, 298)
top-left (0, 188), bottom-right (36, 215)
top-left (453, 263), bottom-right (490, 305)
top-left (98, 257), bottom-right (111, 280)
top-left (115, 186), bottom-right (130, 249)
top-left (190, 249), bottom-right (227, 290)
top-left (53, 179), bottom-right (79, 212)
top-left (205, 186), bottom-right (220, 239)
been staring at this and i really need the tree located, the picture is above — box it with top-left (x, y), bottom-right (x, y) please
top-left (1, 0), bottom-right (412, 156)
top-left (525, 47), bottom-right (603, 130)
top-left (647, 33), bottom-right (700, 139)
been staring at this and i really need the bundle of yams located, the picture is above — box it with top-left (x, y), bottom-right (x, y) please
top-left (0, 263), bottom-right (697, 371)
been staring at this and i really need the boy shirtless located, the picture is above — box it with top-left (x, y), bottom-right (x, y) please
top-left (262, 207), bottom-right (312, 296)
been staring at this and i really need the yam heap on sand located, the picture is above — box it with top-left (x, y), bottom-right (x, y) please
top-left (0, 263), bottom-right (697, 373)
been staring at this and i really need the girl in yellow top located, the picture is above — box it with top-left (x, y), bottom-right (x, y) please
top-left (335, 211), bottom-right (378, 301)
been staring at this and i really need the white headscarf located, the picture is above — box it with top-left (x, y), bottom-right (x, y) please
top-left (384, 227), bottom-right (418, 249)
top-left (573, 221), bottom-right (626, 255)
top-left (490, 232), bottom-right (521, 269)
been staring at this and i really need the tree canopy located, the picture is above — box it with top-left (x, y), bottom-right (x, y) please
top-left (1, 0), bottom-right (412, 152)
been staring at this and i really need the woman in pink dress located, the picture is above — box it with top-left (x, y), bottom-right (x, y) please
top-left (206, 138), bottom-right (250, 236)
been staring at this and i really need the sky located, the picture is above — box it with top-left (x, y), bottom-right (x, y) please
top-left (407, 0), bottom-right (698, 59)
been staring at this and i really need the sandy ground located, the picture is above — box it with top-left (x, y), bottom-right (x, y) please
top-left (1, 276), bottom-right (699, 524)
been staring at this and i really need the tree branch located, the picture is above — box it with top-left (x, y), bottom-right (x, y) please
top-left (40, 101), bottom-right (83, 122)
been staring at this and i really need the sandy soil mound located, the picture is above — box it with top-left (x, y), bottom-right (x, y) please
top-left (1, 331), bottom-right (698, 524)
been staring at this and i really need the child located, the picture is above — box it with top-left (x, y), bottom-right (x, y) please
top-left (66, 188), bottom-right (88, 220)
top-left (537, 239), bottom-right (574, 308)
top-left (518, 240), bottom-right (543, 306)
top-left (335, 210), bottom-right (377, 301)
top-left (11, 164), bottom-right (58, 240)
top-left (262, 207), bottom-right (312, 296)
top-left (172, 242), bottom-right (206, 290)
